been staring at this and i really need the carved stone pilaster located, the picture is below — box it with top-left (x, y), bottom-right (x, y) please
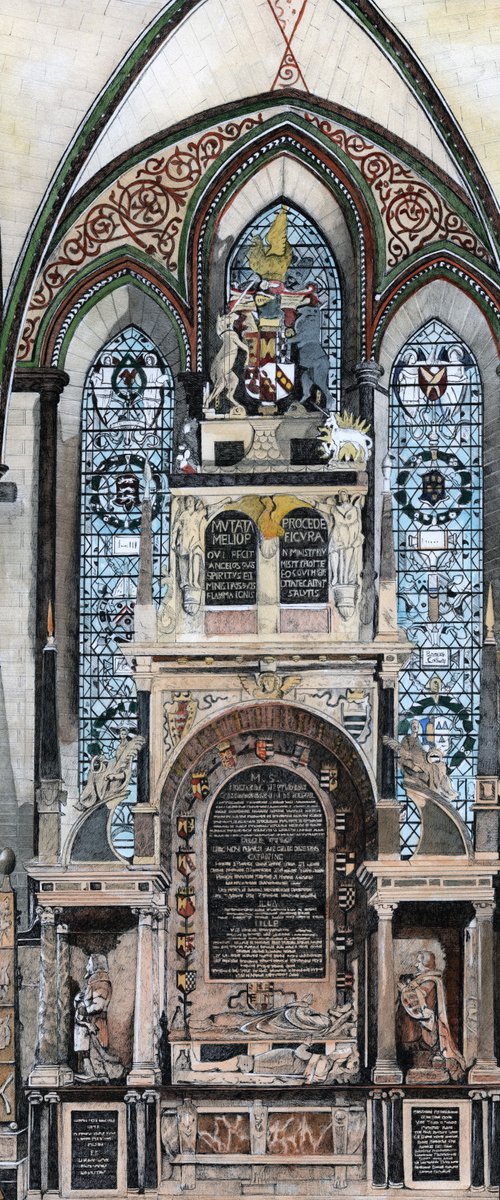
top-left (469, 901), bottom-right (500, 1083)
top-left (56, 922), bottom-right (72, 1076)
top-left (29, 907), bottom-right (72, 1086)
top-left (373, 902), bottom-right (403, 1084)
top-left (355, 359), bottom-right (383, 635)
top-left (128, 908), bottom-right (161, 1086)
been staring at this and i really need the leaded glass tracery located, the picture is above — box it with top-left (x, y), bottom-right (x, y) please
top-left (80, 325), bottom-right (174, 857)
top-left (390, 319), bottom-right (482, 857)
top-left (228, 203), bottom-right (341, 413)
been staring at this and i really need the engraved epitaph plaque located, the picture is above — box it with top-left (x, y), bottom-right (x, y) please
top-left (280, 509), bottom-right (329, 604)
top-left (403, 1101), bottom-right (471, 1190)
top-left (205, 512), bottom-right (257, 607)
top-left (71, 1110), bottom-right (119, 1190)
top-left (207, 765), bottom-right (326, 978)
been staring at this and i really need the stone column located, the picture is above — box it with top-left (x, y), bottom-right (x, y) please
top-left (373, 902), bottom-right (402, 1083)
top-left (355, 359), bottom-right (383, 636)
top-left (28, 1092), bottom-right (43, 1194)
top-left (388, 1090), bottom-right (404, 1188)
top-left (31, 907), bottom-right (58, 1080)
top-left (13, 367), bottom-right (69, 780)
top-left (488, 1093), bottom-right (500, 1188)
top-left (46, 1092), bottom-right (60, 1193)
top-left (475, 586), bottom-right (500, 857)
top-left (128, 908), bottom-right (161, 1085)
top-left (144, 1090), bottom-right (159, 1191)
top-left (470, 1092), bottom-right (485, 1189)
top-left (377, 671), bottom-right (401, 857)
top-left (370, 1091), bottom-right (387, 1188)
top-left (469, 901), bottom-right (500, 1083)
top-left (56, 921), bottom-right (72, 1079)
top-left (125, 1091), bottom-right (140, 1191)
top-left (30, 906), bottom-right (72, 1086)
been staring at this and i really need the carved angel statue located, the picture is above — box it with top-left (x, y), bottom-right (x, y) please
top-left (204, 309), bottom-right (248, 417)
top-left (77, 731), bottom-right (145, 812)
top-left (171, 495), bottom-right (207, 616)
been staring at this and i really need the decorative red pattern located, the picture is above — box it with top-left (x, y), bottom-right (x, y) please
top-left (304, 114), bottom-right (490, 268)
top-left (18, 115), bottom-right (263, 361)
top-left (266, 0), bottom-right (309, 91)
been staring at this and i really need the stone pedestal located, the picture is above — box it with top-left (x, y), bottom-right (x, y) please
top-left (373, 902), bottom-right (403, 1084)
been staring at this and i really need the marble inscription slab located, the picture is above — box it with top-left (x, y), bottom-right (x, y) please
top-left (71, 1110), bottom-right (118, 1191)
top-left (207, 765), bottom-right (326, 979)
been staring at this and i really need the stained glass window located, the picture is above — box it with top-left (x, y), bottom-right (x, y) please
top-left (80, 325), bottom-right (174, 857)
top-left (227, 203), bottom-right (341, 414)
top-left (389, 319), bottom-right (482, 856)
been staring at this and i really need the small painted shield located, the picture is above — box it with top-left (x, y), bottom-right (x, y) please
top-left (177, 816), bottom-right (196, 842)
top-left (191, 772), bottom-right (209, 802)
top-left (177, 851), bottom-right (196, 878)
top-left (217, 740), bottom-right (236, 770)
top-left (176, 969), bottom-right (197, 996)
top-left (176, 932), bottom-right (195, 959)
top-left (176, 886), bottom-right (196, 918)
top-left (168, 693), bottom-right (198, 746)
top-left (255, 736), bottom-right (274, 762)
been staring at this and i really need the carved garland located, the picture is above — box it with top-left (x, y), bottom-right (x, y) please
top-left (305, 114), bottom-right (491, 269)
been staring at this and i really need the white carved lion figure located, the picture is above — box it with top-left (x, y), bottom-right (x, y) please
top-left (319, 411), bottom-right (372, 463)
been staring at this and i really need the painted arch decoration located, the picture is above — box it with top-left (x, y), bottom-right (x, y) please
top-left (17, 106), bottom-right (492, 366)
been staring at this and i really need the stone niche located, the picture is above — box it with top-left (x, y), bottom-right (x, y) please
top-left (163, 708), bottom-right (372, 1088)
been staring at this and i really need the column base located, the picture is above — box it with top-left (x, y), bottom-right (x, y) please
top-left (127, 1067), bottom-right (161, 1087)
top-left (28, 1065), bottom-right (73, 1087)
top-left (372, 1062), bottom-right (403, 1084)
top-left (468, 1061), bottom-right (500, 1084)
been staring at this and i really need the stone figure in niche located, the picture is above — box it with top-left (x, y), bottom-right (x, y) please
top-left (0, 963), bottom-right (10, 1003)
top-left (397, 949), bottom-right (465, 1082)
top-left (78, 731), bottom-right (145, 812)
top-left (178, 1099), bottom-right (197, 1154)
top-left (0, 1015), bottom-right (11, 1050)
top-left (327, 493), bottom-right (364, 620)
top-left (288, 304), bottom-right (331, 406)
top-left (201, 993), bottom-right (356, 1041)
top-left (73, 954), bottom-right (125, 1082)
top-left (204, 310), bottom-right (248, 417)
top-left (172, 496), bottom-right (207, 615)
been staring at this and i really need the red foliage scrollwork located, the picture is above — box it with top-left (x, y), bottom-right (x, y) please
top-left (18, 116), bottom-right (263, 361)
top-left (305, 115), bottom-right (491, 268)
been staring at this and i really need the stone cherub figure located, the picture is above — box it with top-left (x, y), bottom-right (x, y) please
top-left (74, 954), bottom-right (125, 1082)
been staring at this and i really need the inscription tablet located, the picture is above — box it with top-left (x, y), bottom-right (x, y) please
top-left (207, 765), bottom-right (326, 979)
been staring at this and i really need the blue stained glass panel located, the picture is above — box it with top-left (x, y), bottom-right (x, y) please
top-left (79, 326), bottom-right (174, 858)
top-left (389, 320), bottom-right (482, 856)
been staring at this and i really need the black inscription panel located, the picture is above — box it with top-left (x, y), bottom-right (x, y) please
top-left (207, 765), bottom-right (326, 979)
top-left (205, 512), bottom-right (257, 607)
top-left (411, 1107), bottom-right (460, 1182)
top-left (71, 1110), bottom-right (118, 1191)
top-left (280, 508), bottom-right (329, 604)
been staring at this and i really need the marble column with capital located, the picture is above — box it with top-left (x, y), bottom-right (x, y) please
top-left (13, 368), bottom-right (69, 783)
top-left (373, 902), bottom-right (403, 1084)
top-left (469, 900), bottom-right (500, 1083)
top-left (355, 359), bottom-right (384, 637)
top-left (29, 906), bottom-right (72, 1086)
top-left (128, 908), bottom-right (161, 1086)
